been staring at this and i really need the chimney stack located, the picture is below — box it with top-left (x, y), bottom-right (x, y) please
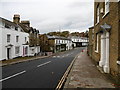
top-left (21, 21), bottom-right (30, 27)
top-left (13, 14), bottom-right (20, 24)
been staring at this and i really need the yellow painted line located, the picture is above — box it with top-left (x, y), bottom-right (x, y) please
top-left (56, 53), bottom-right (80, 90)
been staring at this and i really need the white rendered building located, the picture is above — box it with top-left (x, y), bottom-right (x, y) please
top-left (0, 17), bottom-right (29, 60)
top-left (69, 36), bottom-right (88, 47)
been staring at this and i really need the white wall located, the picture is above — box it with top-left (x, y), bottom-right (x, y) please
top-left (0, 28), bottom-right (2, 60)
top-left (0, 25), bottom-right (29, 60)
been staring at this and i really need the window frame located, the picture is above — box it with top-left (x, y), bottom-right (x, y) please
top-left (97, 6), bottom-right (100, 23)
top-left (7, 34), bottom-right (11, 43)
top-left (105, 0), bottom-right (110, 15)
top-left (95, 34), bottom-right (99, 53)
top-left (16, 36), bottom-right (19, 42)
top-left (15, 46), bottom-right (20, 54)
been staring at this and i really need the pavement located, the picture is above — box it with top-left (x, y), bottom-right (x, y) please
top-left (63, 48), bottom-right (115, 88)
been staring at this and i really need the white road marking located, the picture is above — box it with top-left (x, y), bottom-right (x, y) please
top-left (53, 56), bottom-right (56, 58)
top-left (37, 61), bottom-right (51, 67)
top-left (0, 70), bottom-right (26, 82)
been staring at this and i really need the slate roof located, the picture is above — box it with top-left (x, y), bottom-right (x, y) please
top-left (46, 35), bottom-right (71, 40)
top-left (0, 17), bottom-right (26, 32)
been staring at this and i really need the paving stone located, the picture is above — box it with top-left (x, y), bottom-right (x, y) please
top-left (64, 50), bottom-right (115, 88)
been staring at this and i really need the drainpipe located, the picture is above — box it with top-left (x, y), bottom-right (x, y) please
top-left (104, 32), bottom-right (110, 73)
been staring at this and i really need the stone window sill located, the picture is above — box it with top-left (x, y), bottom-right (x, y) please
top-left (95, 22), bottom-right (99, 26)
top-left (95, 50), bottom-right (99, 53)
top-left (102, 12), bottom-right (109, 19)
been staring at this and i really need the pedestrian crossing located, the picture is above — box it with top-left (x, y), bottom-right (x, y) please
top-left (52, 53), bottom-right (73, 58)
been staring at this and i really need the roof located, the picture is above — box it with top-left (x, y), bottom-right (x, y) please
top-left (68, 36), bottom-right (88, 40)
top-left (18, 23), bottom-right (30, 33)
top-left (46, 35), bottom-right (71, 40)
top-left (0, 17), bottom-right (25, 32)
top-left (0, 17), bottom-right (19, 28)
top-left (18, 23), bottom-right (39, 34)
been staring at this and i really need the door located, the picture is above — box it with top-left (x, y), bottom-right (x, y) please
top-left (7, 48), bottom-right (10, 59)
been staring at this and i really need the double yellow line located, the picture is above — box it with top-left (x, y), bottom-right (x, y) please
top-left (56, 53), bottom-right (80, 90)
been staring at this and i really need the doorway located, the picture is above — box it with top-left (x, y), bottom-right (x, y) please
top-left (7, 48), bottom-right (10, 59)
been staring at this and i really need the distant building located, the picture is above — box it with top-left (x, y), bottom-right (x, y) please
top-left (0, 17), bottom-right (29, 60)
top-left (39, 34), bottom-right (72, 54)
top-left (68, 36), bottom-right (88, 47)
top-left (88, 1), bottom-right (120, 82)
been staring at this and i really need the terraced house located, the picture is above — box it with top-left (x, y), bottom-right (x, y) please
top-left (13, 14), bottom-right (40, 56)
top-left (89, 0), bottom-right (120, 81)
top-left (0, 17), bottom-right (29, 60)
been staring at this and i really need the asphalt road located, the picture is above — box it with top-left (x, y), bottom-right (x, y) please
top-left (1, 47), bottom-right (85, 88)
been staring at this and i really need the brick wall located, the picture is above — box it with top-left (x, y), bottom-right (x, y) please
top-left (94, 2), bottom-right (120, 76)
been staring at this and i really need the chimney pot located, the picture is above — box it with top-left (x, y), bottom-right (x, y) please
top-left (13, 14), bottom-right (20, 24)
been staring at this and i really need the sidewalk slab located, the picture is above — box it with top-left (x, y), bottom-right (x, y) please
top-left (64, 50), bottom-right (115, 88)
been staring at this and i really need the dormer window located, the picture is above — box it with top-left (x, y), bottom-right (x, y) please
top-left (97, 6), bottom-right (100, 23)
top-left (15, 27), bottom-right (18, 31)
top-left (105, 0), bottom-right (110, 14)
top-left (5, 24), bottom-right (11, 29)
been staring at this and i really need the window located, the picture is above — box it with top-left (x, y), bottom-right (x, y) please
top-left (7, 34), bottom-right (11, 42)
top-left (25, 37), bottom-right (27, 42)
top-left (95, 34), bottom-right (99, 52)
top-left (105, 0), bottom-right (110, 14)
top-left (97, 6), bottom-right (100, 23)
top-left (15, 46), bottom-right (19, 54)
top-left (15, 27), bottom-right (18, 31)
top-left (25, 47), bottom-right (28, 55)
top-left (16, 36), bottom-right (19, 42)
top-left (5, 24), bottom-right (11, 29)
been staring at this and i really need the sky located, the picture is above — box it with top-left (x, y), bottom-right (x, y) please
top-left (0, 0), bottom-right (94, 34)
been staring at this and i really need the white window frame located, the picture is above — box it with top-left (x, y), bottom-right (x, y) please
top-left (25, 37), bottom-right (27, 42)
top-left (105, 0), bottom-right (110, 15)
top-left (16, 36), bottom-right (19, 42)
top-left (7, 34), bottom-right (11, 43)
top-left (15, 46), bottom-right (20, 54)
top-left (95, 34), bottom-right (99, 53)
top-left (97, 6), bottom-right (100, 23)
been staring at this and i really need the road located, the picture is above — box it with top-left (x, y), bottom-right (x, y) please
top-left (1, 47), bottom-right (85, 88)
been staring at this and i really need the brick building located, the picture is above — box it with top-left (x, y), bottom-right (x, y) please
top-left (88, 26), bottom-right (94, 57)
top-left (39, 34), bottom-right (72, 54)
top-left (89, 0), bottom-right (120, 82)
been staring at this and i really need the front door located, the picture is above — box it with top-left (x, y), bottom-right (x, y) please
top-left (7, 48), bottom-right (10, 59)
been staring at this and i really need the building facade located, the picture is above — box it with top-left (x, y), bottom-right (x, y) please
top-left (88, 26), bottom-right (94, 57)
top-left (92, 0), bottom-right (120, 81)
top-left (0, 17), bottom-right (29, 60)
top-left (69, 36), bottom-right (88, 47)
top-left (39, 34), bottom-right (73, 54)
top-left (13, 14), bottom-right (40, 56)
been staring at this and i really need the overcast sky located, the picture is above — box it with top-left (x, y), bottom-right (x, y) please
top-left (0, 0), bottom-right (94, 34)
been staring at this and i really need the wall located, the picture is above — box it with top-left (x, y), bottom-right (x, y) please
top-left (94, 2), bottom-right (120, 76)
top-left (0, 27), bottom-right (2, 60)
top-left (0, 25), bottom-right (29, 60)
